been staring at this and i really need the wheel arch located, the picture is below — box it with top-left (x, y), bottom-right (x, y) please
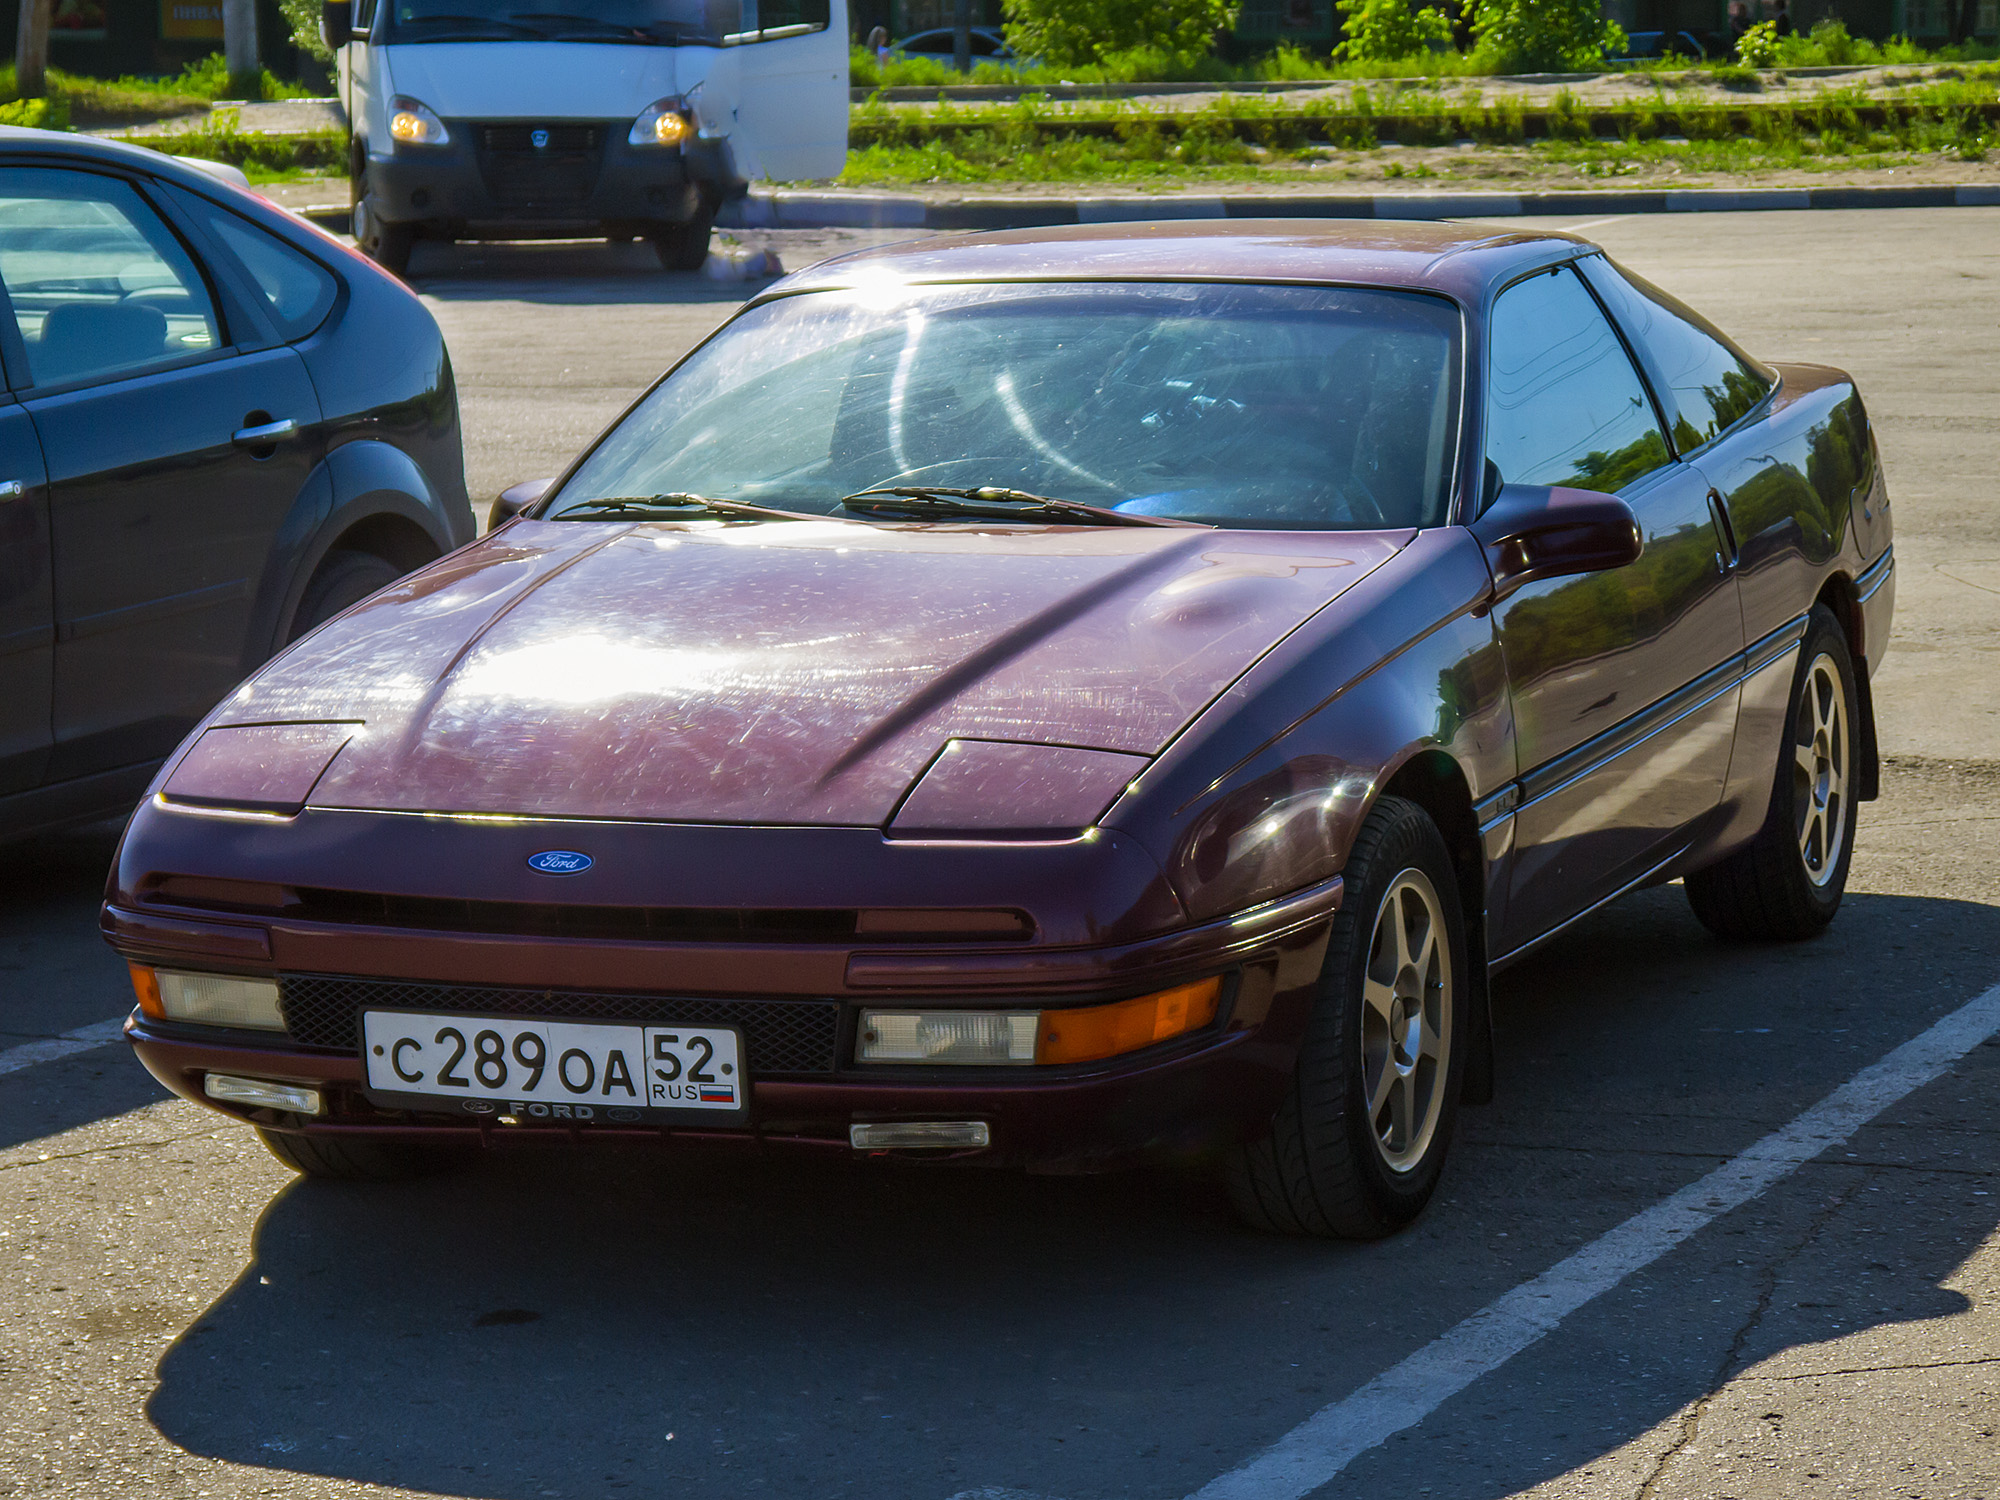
top-left (1813, 571), bottom-right (1879, 801)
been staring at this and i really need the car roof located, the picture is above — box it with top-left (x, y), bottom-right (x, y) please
top-left (0, 124), bottom-right (253, 195)
top-left (765, 219), bottom-right (1592, 308)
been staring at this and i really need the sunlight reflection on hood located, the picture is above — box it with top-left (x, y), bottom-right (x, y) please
top-left (453, 636), bottom-right (742, 704)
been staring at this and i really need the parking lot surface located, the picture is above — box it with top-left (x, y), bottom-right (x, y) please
top-left (1, 208), bottom-right (1996, 1500)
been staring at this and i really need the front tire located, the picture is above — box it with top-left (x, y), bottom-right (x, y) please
top-left (1685, 605), bottom-right (1858, 940)
top-left (651, 206), bottom-right (714, 272)
top-left (1226, 796), bottom-right (1469, 1239)
top-left (354, 195), bottom-right (418, 277)
top-left (257, 1128), bottom-right (472, 1182)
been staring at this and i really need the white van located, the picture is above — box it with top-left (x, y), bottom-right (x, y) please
top-left (320, 0), bottom-right (848, 273)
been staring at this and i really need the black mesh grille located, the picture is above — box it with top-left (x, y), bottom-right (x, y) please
top-left (474, 124), bottom-right (606, 209)
top-left (279, 974), bottom-right (839, 1075)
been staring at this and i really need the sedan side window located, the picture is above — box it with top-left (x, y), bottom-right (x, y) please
top-left (0, 168), bottom-right (222, 390)
top-left (1580, 256), bottom-right (1775, 453)
top-left (1486, 264), bottom-right (1670, 498)
top-left (184, 199), bottom-right (338, 340)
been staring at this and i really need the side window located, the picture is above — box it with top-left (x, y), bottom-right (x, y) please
top-left (354, 0), bottom-right (378, 31)
top-left (0, 167), bottom-right (221, 390)
top-left (1486, 265), bottom-right (1671, 497)
top-left (1581, 257), bottom-right (1774, 452)
top-left (185, 200), bottom-right (338, 340)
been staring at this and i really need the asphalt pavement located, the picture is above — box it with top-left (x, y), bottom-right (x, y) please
top-left (0, 208), bottom-right (1996, 1500)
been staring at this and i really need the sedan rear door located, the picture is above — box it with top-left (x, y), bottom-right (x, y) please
top-left (0, 164), bottom-right (323, 782)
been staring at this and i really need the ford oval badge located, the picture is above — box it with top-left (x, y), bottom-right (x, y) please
top-left (527, 849), bottom-right (592, 876)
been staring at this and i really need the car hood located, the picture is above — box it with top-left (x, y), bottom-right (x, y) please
top-left (220, 518), bottom-right (1405, 826)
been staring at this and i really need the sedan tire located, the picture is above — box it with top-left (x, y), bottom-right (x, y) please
top-left (256, 1128), bottom-right (473, 1182)
top-left (1226, 796), bottom-right (1468, 1239)
top-left (1685, 605), bottom-right (1858, 940)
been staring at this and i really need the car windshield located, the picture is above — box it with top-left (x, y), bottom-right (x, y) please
top-left (379, 0), bottom-right (823, 42)
top-left (547, 281), bottom-right (1463, 531)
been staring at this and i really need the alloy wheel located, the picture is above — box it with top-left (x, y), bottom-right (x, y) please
top-left (1793, 651), bottom-right (1849, 888)
top-left (1360, 869), bottom-right (1453, 1174)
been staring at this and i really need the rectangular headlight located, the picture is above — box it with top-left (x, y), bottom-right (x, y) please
top-left (857, 1011), bottom-right (1037, 1065)
top-left (155, 970), bottom-right (285, 1031)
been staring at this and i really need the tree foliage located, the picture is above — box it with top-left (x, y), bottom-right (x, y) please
top-left (1333, 0), bottom-right (1452, 62)
top-left (1466, 0), bottom-right (1623, 72)
top-left (1002, 0), bottom-right (1239, 70)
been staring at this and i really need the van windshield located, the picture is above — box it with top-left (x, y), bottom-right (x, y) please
top-left (378, 0), bottom-right (824, 43)
top-left (547, 281), bottom-right (1464, 532)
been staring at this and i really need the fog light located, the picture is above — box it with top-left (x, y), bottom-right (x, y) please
top-left (850, 1120), bottom-right (990, 1150)
top-left (856, 1011), bottom-right (1036, 1065)
top-left (204, 1074), bottom-right (323, 1116)
top-left (146, 969), bottom-right (285, 1031)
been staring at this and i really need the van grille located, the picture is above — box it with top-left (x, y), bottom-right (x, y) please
top-left (474, 123), bottom-right (606, 209)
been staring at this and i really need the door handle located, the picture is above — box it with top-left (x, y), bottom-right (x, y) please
top-left (0, 480), bottom-right (23, 501)
top-left (232, 418), bottom-right (299, 448)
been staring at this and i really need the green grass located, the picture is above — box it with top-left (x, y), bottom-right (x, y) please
top-left (848, 37), bottom-right (2000, 91)
top-left (0, 53), bottom-right (313, 126)
top-left (839, 84), bottom-right (1995, 185)
top-left (111, 116), bottom-right (346, 174)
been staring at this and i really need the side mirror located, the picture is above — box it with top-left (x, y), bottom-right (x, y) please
top-left (320, 0), bottom-right (352, 48)
top-left (1470, 483), bottom-right (1642, 599)
top-left (489, 477), bottom-right (555, 531)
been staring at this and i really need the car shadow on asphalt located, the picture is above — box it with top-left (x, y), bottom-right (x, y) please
top-left (139, 886), bottom-right (2000, 1499)
top-left (405, 239), bottom-right (775, 306)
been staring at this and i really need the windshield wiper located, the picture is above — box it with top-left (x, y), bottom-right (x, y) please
top-left (398, 12), bottom-right (543, 33)
top-left (838, 486), bottom-right (1201, 529)
top-left (554, 493), bottom-right (814, 522)
top-left (506, 10), bottom-right (657, 38)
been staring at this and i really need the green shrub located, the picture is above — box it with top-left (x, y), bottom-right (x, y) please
top-left (1736, 20), bottom-right (1778, 67)
top-left (0, 95), bottom-right (70, 129)
top-left (1333, 0), bottom-right (1452, 63)
top-left (1001, 0), bottom-right (1238, 70)
top-left (1467, 0), bottom-right (1623, 72)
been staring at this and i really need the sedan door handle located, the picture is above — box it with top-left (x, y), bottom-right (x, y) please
top-left (232, 418), bottom-right (299, 448)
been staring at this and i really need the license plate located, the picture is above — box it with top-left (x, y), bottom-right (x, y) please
top-left (360, 1011), bottom-right (747, 1122)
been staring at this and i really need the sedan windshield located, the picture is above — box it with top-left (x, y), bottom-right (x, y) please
top-left (547, 281), bottom-right (1463, 531)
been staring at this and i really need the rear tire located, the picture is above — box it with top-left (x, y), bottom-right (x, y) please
top-left (1685, 605), bottom-right (1857, 940)
top-left (289, 549), bottom-right (405, 642)
top-left (651, 210), bottom-right (714, 272)
top-left (256, 1128), bottom-right (473, 1182)
top-left (1226, 796), bottom-right (1469, 1239)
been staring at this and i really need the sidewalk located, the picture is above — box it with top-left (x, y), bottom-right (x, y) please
top-left (719, 180), bottom-right (2000, 230)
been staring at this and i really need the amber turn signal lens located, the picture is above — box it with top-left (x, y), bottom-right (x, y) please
top-left (129, 963), bottom-right (163, 1020)
top-left (1035, 976), bottom-right (1222, 1065)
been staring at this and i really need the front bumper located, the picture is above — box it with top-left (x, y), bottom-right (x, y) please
top-left (114, 879), bottom-right (1339, 1173)
top-left (366, 122), bottom-right (741, 231)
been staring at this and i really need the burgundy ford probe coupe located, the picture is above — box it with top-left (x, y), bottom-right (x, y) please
top-left (104, 221), bottom-right (1895, 1238)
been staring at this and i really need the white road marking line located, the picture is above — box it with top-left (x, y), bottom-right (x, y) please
top-left (1559, 215), bottom-right (1629, 233)
top-left (0, 1017), bottom-right (128, 1079)
top-left (1188, 979), bottom-right (2000, 1500)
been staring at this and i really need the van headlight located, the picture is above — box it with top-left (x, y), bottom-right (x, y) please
top-left (629, 96), bottom-right (694, 147)
top-left (388, 96), bottom-right (450, 147)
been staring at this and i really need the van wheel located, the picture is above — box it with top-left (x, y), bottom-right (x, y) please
top-left (652, 212), bottom-right (713, 272)
top-left (289, 549), bottom-right (405, 642)
top-left (355, 197), bottom-right (418, 277)
top-left (1225, 796), bottom-right (1469, 1239)
top-left (257, 1128), bottom-right (473, 1182)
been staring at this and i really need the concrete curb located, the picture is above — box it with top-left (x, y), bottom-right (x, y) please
top-left (719, 182), bottom-right (2000, 230)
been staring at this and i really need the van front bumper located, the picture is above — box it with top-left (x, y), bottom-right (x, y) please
top-left (366, 125), bottom-right (741, 231)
